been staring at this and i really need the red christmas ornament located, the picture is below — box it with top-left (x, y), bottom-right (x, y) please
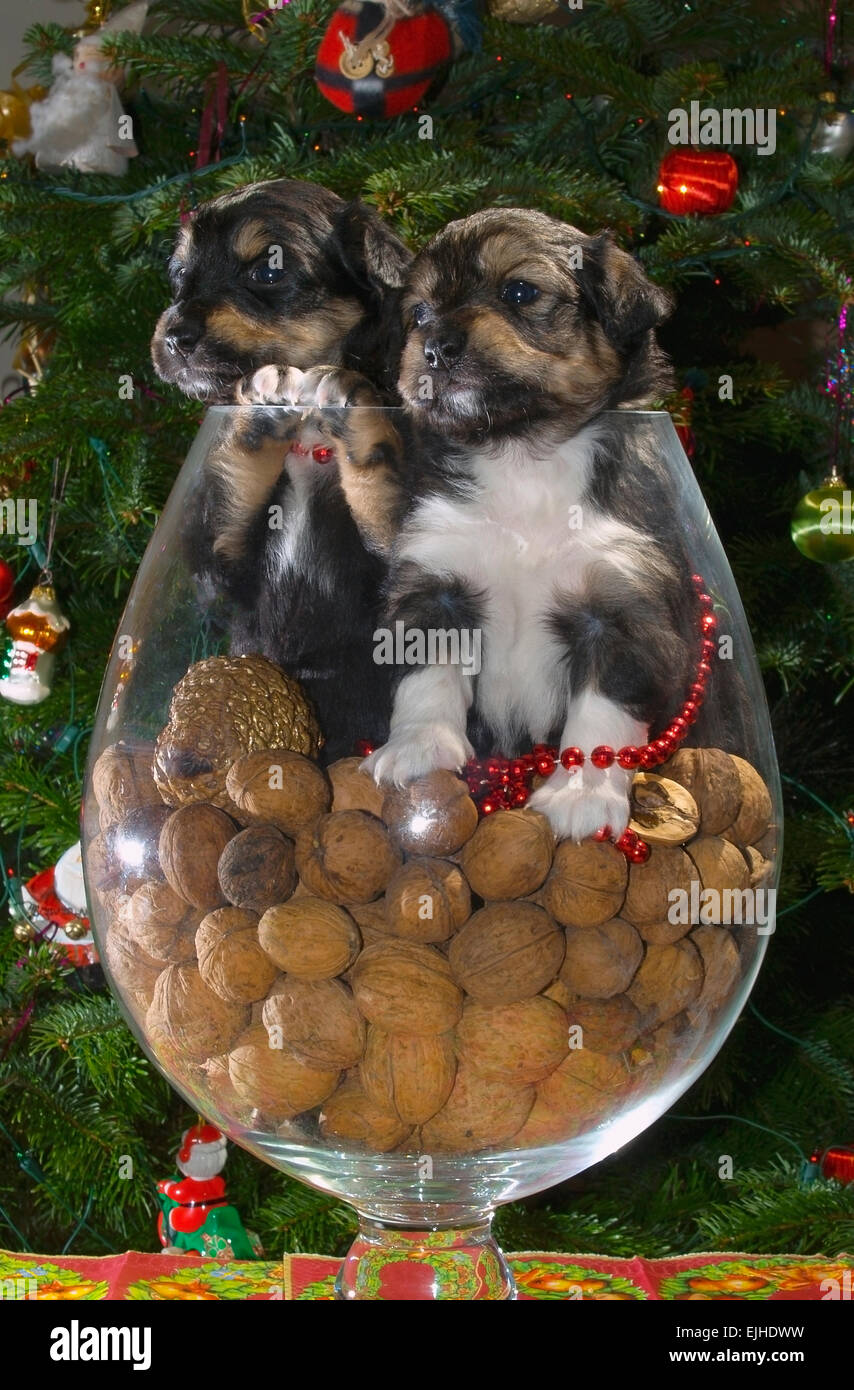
top-left (657, 149), bottom-right (739, 216)
top-left (810, 1144), bottom-right (854, 1184)
top-left (316, 2), bottom-right (453, 119)
top-left (0, 557), bottom-right (14, 620)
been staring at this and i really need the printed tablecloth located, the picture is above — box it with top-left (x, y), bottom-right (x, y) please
top-left (1, 1248), bottom-right (850, 1299)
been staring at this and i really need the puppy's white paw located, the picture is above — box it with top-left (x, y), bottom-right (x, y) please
top-left (236, 365), bottom-right (305, 405)
top-left (363, 723), bottom-right (474, 788)
top-left (529, 765), bottom-right (631, 842)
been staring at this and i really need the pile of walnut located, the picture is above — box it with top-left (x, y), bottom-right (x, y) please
top-left (89, 739), bottom-right (774, 1156)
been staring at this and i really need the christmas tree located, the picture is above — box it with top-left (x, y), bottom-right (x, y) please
top-left (0, 0), bottom-right (852, 1260)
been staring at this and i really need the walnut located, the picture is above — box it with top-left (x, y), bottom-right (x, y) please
top-left (159, 803), bottom-right (235, 910)
top-left (628, 773), bottom-right (700, 845)
top-left (622, 844), bottom-right (695, 926)
top-left (687, 924), bottom-right (740, 1023)
top-left (745, 844), bottom-right (773, 889)
top-left (727, 755), bottom-right (773, 846)
top-left (104, 923), bottom-right (163, 1002)
top-left (560, 918), bottom-right (643, 999)
top-left (318, 1078), bottom-right (413, 1151)
top-left (663, 748), bottom-right (741, 835)
top-left (420, 1064), bottom-right (534, 1152)
top-left (383, 858), bottom-right (471, 943)
top-left (258, 898), bottom-right (361, 978)
top-left (228, 1024), bottom-right (339, 1119)
top-left (541, 840), bottom-right (627, 928)
top-left (359, 1026), bottom-right (456, 1125)
top-left (565, 995), bottom-right (642, 1054)
top-left (626, 938), bottom-right (704, 1028)
top-left (217, 825), bottom-right (296, 913)
top-left (454, 996), bottom-right (568, 1084)
top-left (262, 976), bottom-right (366, 1068)
top-left (146, 963), bottom-right (249, 1064)
top-left (225, 749), bottom-right (331, 836)
top-left (351, 940), bottom-right (463, 1034)
top-left (460, 809), bottom-right (554, 900)
top-left (196, 906), bottom-right (278, 1004)
top-left (328, 757), bottom-right (386, 817)
top-left (91, 742), bottom-right (162, 827)
top-left (531, 1049), bottom-right (630, 1136)
top-left (127, 881), bottom-right (199, 963)
top-left (382, 771), bottom-right (478, 856)
top-left (686, 835), bottom-right (751, 915)
top-left (295, 810), bottom-right (401, 904)
top-left (448, 902), bottom-right (565, 1003)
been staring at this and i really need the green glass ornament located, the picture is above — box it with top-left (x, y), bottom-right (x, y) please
top-left (791, 476), bottom-right (854, 563)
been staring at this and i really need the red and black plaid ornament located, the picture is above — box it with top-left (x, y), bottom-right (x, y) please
top-left (316, 2), bottom-right (453, 118)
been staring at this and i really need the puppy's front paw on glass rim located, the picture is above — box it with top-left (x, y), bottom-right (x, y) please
top-left (364, 723), bottom-right (474, 787)
top-left (235, 364), bottom-right (305, 404)
top-left (529, 766), bottom-right (632, 842)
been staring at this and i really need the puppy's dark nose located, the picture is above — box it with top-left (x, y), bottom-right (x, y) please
top-left (423, 330), bottom-right (466, 370)
top-left (164, 319), bottom-right (203, 358)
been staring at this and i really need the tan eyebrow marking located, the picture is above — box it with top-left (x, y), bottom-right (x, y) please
top-left (233, 218), bottom-right (276, 262)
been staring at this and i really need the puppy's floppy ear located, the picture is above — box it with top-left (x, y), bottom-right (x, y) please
top-left (576, 232), bottom-right (673, 350)
top-left (332, 201), bottom-right (412, 298)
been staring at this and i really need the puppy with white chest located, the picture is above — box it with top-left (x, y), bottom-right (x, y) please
top-left (365, 207), bottom-right (745, 838)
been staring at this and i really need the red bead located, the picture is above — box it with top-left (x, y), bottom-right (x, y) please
top-left (697, 661), bottom-right (712, 680)
top-left (700, 613), bottom-right (717, 635)
top-left (691, 574), bottom-right (705, 590)
top-left (617, 745), bottom-right (641, 768)
top-left (700, 638), bottom-right (716, 659)
top-left (656, 734), bottom-right (676, 755)
top-left (312, 445), bottom-right (335, 464)
top-left (697, 592), bottom-right (713, 608)
top-left (629, 840), bottom-right (651, 863)
top-left (560, 746), bottom-right (585, 769)
top-left (511, 787), bottom-right (529, 807)
top-left (639, 745), bottom-right (660, 768)
top-left (532, 743), bottom-right (547, 757)
top-left (615, 828), bottom-right (638, 850)
top-left (688, 683), bottom-right (706, 702)
top-left (682, 700), bottom-right (699, 724)
top-left (669, 716), bottom-right (688, 737)
top-left (590, 745), bottom-right (615, 768)
top-left (522, 753), bottom-right (536, 772)
top-left (499, 772), bottom-right (511, 786)
top-left (592, 824), bottom-right (613, 841)
top-left (354, 739), bottom-right (375, 757)
top-left (480, 798), bottom-right (499, 815)
top-left (653, 738), bottom-right (672, 759)
top-left (535, 753), bottom-right (556, 777)
top-left (486, 759), bottom-right (502, 778)
top-left (509, 759), bottom-right (527, 780)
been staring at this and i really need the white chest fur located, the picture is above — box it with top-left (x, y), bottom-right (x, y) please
top-left (399, 427), bottom-right (646, 743)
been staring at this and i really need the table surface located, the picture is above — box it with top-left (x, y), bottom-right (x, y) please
top-left (2, 1248), bottom-right (851, 1300)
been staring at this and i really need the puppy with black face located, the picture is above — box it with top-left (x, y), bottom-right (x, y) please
top-left (152, 178), bottom-right (410, 400)
top-left (150, 179), bottom-right (412, 761)
top-left (365, 207), bottom-right (746, 839)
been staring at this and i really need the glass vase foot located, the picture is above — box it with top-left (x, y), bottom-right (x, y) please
top-left (335, 1217), bottom-right (515, 1301)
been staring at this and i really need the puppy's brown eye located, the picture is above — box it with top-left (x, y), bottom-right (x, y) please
top-left (500, 280), bottom-right (540, 307)
top-left (411, 302), bottom-right (430, 328)
top-left (250, 264), bottom-right (285, 285)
